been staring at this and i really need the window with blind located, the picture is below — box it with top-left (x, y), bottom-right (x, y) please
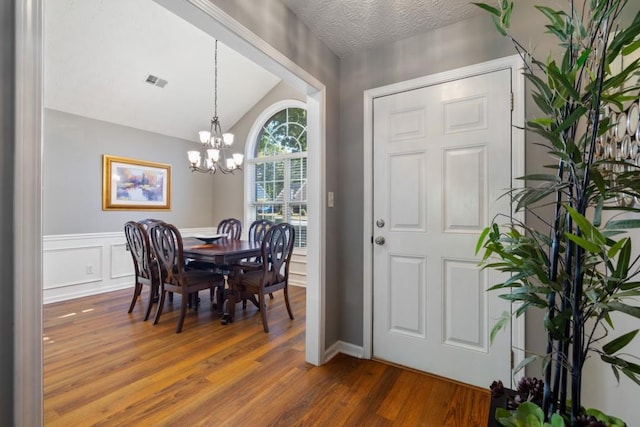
top-left (246, 106), bottom-right (307, 248)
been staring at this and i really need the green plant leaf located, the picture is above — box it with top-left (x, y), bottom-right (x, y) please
top-left (553, 106), bottom-right (588, 135)
top-left (602, 329), bottom-right (639, 355)
top-left (495, 408), bottom-right (518, 427)
top-left (566, 205), bottom-right (605, 244)
top-left (476, 226), bottom-right (490, 255)
top-left (490, 311), bottom-right (511, 345)
top-left (513, 354), bottom-right (539, 375)
top-left (614, 238), bottom-right (632, 279)
top-left (605, 219), bottom-right (640, 229)
top-left (471, 2), bottom-right (500, 16)
top-left (607, 302), bottom-right (640, 318)
top-left (565, 232), bottom-right (601, 253)
top-left (607, 237), bottom-right (627, 259)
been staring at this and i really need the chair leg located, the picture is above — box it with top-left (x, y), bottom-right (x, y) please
top-left (153, 289), bottom-right (166, 325)
top-left (259, 292), bottom-right (269, 333)
top-left (143, 284), bottom-right (157, 321)
top-left (284, 285), bottom-right (294, 320)
top-left (127, 282), bottom-right (142, 313)
top-left (176, 293), bottom-right (188, 333)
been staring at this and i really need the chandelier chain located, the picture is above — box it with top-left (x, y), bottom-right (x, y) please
top-left (214, 39), bottom-right (218, 119)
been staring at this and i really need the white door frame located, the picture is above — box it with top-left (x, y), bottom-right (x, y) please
top-left (15, 1), bottom-right (327, 425)
top-left (362, 55), bottom-right (525, 369)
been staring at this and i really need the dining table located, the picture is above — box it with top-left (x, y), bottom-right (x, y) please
top-left (182, 237), bottom-right (262, 324)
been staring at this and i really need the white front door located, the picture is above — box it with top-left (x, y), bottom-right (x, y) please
top-left (372, 69), bottom-right (513, 387)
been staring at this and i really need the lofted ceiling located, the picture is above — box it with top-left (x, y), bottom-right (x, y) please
top-left (44, 0), bottom-right (481, 142)
top-left (44, 0), bottom-right (281, 143)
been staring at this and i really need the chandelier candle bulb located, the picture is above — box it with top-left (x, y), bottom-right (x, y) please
top-left (199, 131), bottom-right (211, 144)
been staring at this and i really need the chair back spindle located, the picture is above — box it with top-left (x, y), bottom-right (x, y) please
top-left (217, 218), bottom-right (242, 240)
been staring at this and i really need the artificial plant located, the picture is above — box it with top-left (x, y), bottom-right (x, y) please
top-left (473, 0), bottom-right (640, 425)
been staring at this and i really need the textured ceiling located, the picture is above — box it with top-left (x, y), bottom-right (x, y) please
top-left (45, 0), bottom-right (281, 142)
top-left (280, 0), bottom-right (483, 57)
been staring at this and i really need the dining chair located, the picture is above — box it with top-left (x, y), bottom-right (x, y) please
top-left (138, 218), bottom-right (172, 303)
top-left (149, 222), bottom-right (223, 333)
top-left (124, 221), bottom-right (161, 321)
top-left (217, 217), bottom-right (242, 240)
top-left (228, 222), bottom-right (295, 332)
top-left (233, 219), bottom-right (275, 308)
top-left (207, 217), bottom-right (242, 305)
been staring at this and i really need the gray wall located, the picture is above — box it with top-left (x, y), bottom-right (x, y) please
top-left (210, 0), bottom-right (342, 349)
top-left (339, 3), bottom-right (548, 347)
top-left (1, 1), bottom-right (14, 425)
top-left (339, 0), bottom-right (640, 421)
top-left (43, 109), bottom-right (218, 234)
top-left (209, 81), bottom-right (306, 223)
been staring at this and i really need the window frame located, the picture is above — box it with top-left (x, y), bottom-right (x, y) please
top-left (244, 99), bottom-right (308, 248)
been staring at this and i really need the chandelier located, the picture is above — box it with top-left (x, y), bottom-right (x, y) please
top-left (188, 40), bottom-right (244, 174)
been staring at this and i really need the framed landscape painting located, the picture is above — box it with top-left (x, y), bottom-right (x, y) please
top-left (102, 155), bottom-right (171, 211)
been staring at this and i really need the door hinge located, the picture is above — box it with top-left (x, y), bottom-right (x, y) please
top-left (511, 349), bottom-right (515, 368)
top-left (510, 92), bottom-right (514, 112)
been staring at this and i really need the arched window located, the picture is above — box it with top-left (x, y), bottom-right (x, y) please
top-left (246, 100), bottom-right (307, 248)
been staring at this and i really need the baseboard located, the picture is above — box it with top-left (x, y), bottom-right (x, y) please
top-left (324, 340), bottom-right (366, 362)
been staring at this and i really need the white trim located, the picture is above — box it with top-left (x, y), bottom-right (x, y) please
top-left (511, 57), bottom-right (526, 384)
top-left (362, 55), bottom-right (526, 368)
top-left (243, 99), bottom-right (308, 228)
top-left (325, 341), bottom-right (366, 362)
top-left (305, 91), bottom-right (326, 365)
top-left (43, 227), bottom-right (217, 243)
top-left (15, 0), bottom-right (44, 425)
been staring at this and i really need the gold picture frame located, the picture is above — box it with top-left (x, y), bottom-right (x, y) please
top-left (102, 155), bottom-right (171, 211)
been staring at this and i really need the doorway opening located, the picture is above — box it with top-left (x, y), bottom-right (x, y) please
top-left (15, 1), bottom-right (327, 424)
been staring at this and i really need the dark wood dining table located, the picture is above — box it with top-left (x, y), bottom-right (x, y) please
top-left (182, 237), bottom-right (261, 265)
top-left (182, 237), bottom-right (261, 324)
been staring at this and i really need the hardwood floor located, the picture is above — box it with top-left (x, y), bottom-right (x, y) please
top-left (44, 286), bottom-right (490, 426)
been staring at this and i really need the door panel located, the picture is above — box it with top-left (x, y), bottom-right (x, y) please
top-left (443, 146), bottom-right (486, 231)
top-left (389, 153), bottom-right (426, 230)
top-left (443, 258), bottom-right (486, 350)
top-left (372, 69), bottom-right (512, 387)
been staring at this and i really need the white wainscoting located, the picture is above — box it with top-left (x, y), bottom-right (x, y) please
top-left (43, 227), bottom-right (215, 304)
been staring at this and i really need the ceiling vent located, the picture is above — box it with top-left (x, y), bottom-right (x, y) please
top-left (145, 74), bottom-right (168, 88)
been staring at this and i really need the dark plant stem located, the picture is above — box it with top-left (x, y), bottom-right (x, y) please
top-left (571, 244), bottom-right (585, 423)
top-left (542, 160), bottom-right (566, 418)
top-left (556, 213), bottom-right (574, 416)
